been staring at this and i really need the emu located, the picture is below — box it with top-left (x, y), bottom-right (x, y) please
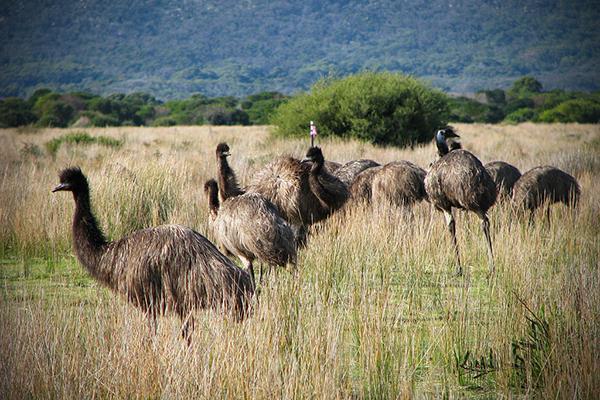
top-left (424, 127), bottom-right (497, 275)
top-left (215, 142), bottom-right (245, 202)
top-left (333, 159), bottom-right (381, 186)
top-left (371, 161), bottom-right (428, 207)
top-left (52, 167), bottom-right (254, 343)
top-left (204, 179), bottom-right (297, 287)
top-left (301, 147), bottom-right (350, 219)
top-left (485, 161), bottom-right (521, 199)
top-left (512, 166), bottom-right (580, 218)
top-left (350, 166), bottom-right (384, 203)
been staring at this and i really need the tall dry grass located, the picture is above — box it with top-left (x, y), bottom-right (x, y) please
top-left (0, 123), bottom-right (599, 398)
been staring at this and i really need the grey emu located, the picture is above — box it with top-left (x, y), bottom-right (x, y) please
top-left (215, 143), bottom-right (245, 202)
top-left (204, 179), bottom-right (297, 287)
top-left (333, 159), bottom-right (381, 186)
top-left (424, 127), bottom-right (497, 275)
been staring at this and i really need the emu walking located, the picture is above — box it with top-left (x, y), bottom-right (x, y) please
top-left (485, 161), bottom-right (521, 199)
top-left (53, 167), bottom-right (253, 343)
top-left (215, 143), bottom-right (245, 202)
top-left (204, 179), bottom-right (297, 286)
top-left (424, 127), bottom-right (497, 275)
top-left (512, 166), bottom-right (580, 217)
top-left (333, 159), bottom-right (381, 186)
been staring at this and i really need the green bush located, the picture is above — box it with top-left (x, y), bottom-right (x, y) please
top-left (152, 116), bottom-right (178, 127)
top-left (271, 72), bottom-right (449, 147)
top-left (33, 93), bottom-right (75, 127)
top-left (45, 131), bottom-right (123, 156)
top-left (504, 108), bottom-right (538, 123)
top-left (537, 99), bottom-right (600, 123)
top-left (0, 98), bottom-right (37, 127)
top-left (508, 76), bottom-right (543, 98)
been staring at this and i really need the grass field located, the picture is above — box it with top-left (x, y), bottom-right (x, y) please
top-left (1, 124), bottom-right (599, 398)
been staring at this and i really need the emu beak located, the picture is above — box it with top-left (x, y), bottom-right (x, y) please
top-left (52, 183), bottom-right (70, 192)
top-left (300, 157), bottom-right (311, 164)
top-left (222, 151), bottom-right (231, 157)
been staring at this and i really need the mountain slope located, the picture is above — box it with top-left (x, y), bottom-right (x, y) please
top-left (1, 0), bottom-right (599, 99)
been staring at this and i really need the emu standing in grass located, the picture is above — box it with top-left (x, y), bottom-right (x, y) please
top-left (512, 166), bottom-right (580, 218)
top-left (53, 167), bottom-right (254, 343)
top-left (371, 161), bottom-right (428, 207)
top-left (333, 159), bottom-right (381, 186)
top-left (301, 147), bottom-right (350, 219)
top-left (204, 179), bottom-right (297, 287)
top-left (424, 127), bottom-right (497, 275)
top-left (485, 161), bottom-right (521, 199)
top-left (350, 166), bottom-right (384, 203)
top-left (248, 150), bottom-right (348, 226)
top-left (215, 143), bottom-right (245, 202)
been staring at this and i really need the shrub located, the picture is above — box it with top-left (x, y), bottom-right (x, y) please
top-left (537, 99), bottom-right (600, 123)
top-left (0, 98), bottom-right (37, 127)
top-left (508, 76), bottom-right (543, 98)
top-left (504, 108), bottom-right (538, 123)
top-left (45, 131), bottom-right (123, 156)
top-left (152, 116), bottom-right (178, 127)
top-left (33, 94), bottom-right (75, 127)
top-left (271, 72), bottom-right (449, 147)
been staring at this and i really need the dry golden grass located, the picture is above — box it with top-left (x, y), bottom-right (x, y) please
top-left (0, 123), bottom-right (599, 398)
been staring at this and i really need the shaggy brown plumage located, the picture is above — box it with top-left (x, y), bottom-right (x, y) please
top-left (204, 179), bottom-right (297, 286)
top-left (425, 127), bottom-right (497, 275)
top-left (333, 159), bottom-right (381, 186)
top-left (246, 156), bottom-right (313, 226)
top-left (302, 147), bottom-right (350, 220)
top-left (485, 161), bottom-right (522, 199)
top-left (349, 166), bottom-right (384, 202)
top-left (512, 166), bottom-right (580, 212)
top-left (325, 160), bottom-right (342, 173)
top-left (53, 167), bottom-right (253, 342)
top-left (216, 143), bottom-right (245, 202)
top-left (371, 161), bottom-right (428, 207)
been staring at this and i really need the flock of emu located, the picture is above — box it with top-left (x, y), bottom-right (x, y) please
top-left (52, 126), bottom-right (580, 342)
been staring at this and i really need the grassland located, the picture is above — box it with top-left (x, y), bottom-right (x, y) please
top-left (0, 123), bottom-right (599, 399)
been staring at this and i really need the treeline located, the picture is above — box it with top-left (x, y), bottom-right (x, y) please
top-left (1, 76), bottom-right (599, 130)
top-left (0, 89), bottom-right (288, 128)
top-left (449, 77), bottom-right (600, 124)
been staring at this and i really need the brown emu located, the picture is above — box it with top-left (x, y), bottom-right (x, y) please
top-left (424, 127), bottom-right (497, 275)
top-left (52, 167), bottom-right (253, 342)
top-left (247, 150), bottom-right (348, 227)
top-left (204, 179), bottom-right (297, 286)
top-left (371, 161), bottom-right (428, 207)
top-left (333, 159), bottom-right (381, 186)
top-left (325, 160), bottom-right (343, 173)
top-left (215, 143), bottom-right (245, 202)
top-left (485, 161), bottom-right (521, 199)
top-left (301, 147), bottom-right (350, 218)
top-left (350, 166), bottom-right (384, 203)
top-left (512, 166), bottom-right (580, 215)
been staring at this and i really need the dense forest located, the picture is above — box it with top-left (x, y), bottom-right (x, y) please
top-left (1, 0), bottom-right (599, 99)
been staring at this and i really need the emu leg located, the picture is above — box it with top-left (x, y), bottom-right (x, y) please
top-left (443, 209), bottom-right (462, 275)
top-left (240, 256), bottom-right (256, 290)
top-left (181, 313), bottom-right (195, 346)
top-left (480, 213), bottom-right (495, 275)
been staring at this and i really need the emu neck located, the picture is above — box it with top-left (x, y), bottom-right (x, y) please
top-left (217, 156), bottom-right (241, 201)
top-left (71, 190), bottom-right (110, 285)
top-left (206, 185), bottom-right (220, 219)
top-left (436, 133), bottom-right (449, 157)
top-left (308, 160), bottom-right (333, 210)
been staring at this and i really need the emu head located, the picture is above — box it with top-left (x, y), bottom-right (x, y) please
top-left (216, 143), bottom-right (231, 159)
top-left (52, 167), bottom-right (89, 193)
top-left (435, 126), bottom-right (461, 157)
top-left (301, 146), bottom-right (325, 166)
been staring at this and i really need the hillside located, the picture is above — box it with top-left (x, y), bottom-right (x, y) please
top-left (1, 0), bottom-right (599, 99)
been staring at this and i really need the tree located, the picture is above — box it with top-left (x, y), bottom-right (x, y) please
top-left (272, 72), bottom-right (449, 147)
top-left (508, 76), bottom-right (543, 98)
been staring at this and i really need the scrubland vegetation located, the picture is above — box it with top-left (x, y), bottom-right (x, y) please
top-left (0, 123), bottom-right (599, 398)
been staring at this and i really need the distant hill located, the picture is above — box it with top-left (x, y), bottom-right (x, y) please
top-left (1, 0), bottom-right (599, 99)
